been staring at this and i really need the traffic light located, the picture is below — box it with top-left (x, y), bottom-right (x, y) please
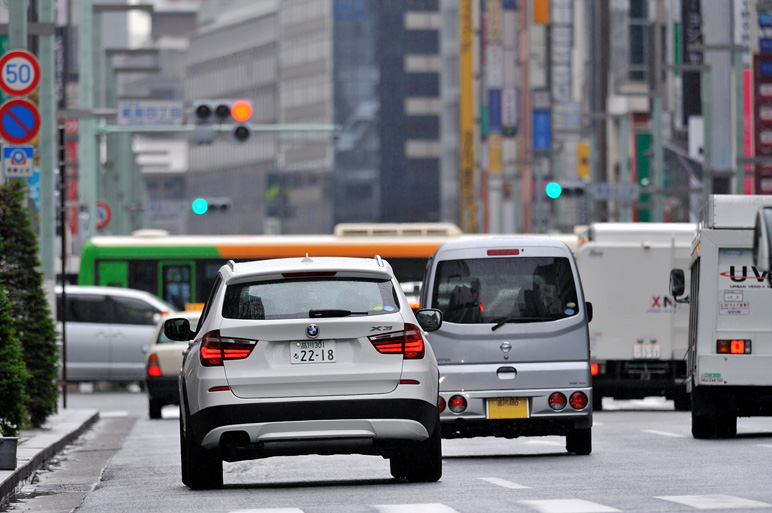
top-left (191, 100), bottom-right (228, 144)
top-left (545, 181), bottom-right (562, 199)
top-left (191, 197), bottom-right (231, 215)
top-left (230, 100), bottom-right (252, 143)
top-left (191, 100), bottom-right (252, 144)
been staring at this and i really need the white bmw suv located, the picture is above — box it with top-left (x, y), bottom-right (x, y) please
top-left (165, 255), bottom-right (444, 489)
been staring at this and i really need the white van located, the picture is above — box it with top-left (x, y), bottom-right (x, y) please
top-left (420, 237), bottom-right (593, 454)
top-left (56, 285), bottom-right (176, 383)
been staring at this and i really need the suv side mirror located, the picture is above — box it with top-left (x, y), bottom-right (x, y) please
top-left (164, 318), bottom-right (194, 341)
top-left (415, 308), bottom-right (443, 332)
top-left (754, 206), bottom-right (772, 272)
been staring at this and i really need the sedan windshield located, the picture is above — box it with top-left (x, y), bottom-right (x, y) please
top-left (222, 277), bottom-right (399, 320)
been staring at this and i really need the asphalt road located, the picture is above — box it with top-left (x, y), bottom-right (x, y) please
top-left (7, 392), bottom-right (772, 513)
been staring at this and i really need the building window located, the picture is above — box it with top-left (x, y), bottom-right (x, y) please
top-left (628, 0), bottom-right (649, 82)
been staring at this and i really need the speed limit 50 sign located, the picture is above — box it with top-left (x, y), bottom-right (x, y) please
top-left (0, 50), bottom-right (41, 98)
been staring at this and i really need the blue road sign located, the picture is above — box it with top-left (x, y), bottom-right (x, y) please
top-left (3, 145), bottom-right (33, 178)
top-left (0, 98), bottom-right (40, 144)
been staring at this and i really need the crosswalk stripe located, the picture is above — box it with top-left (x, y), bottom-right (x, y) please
top-left (656, 494), bottom-right (772, 509)
top-left (372, 504), bottom-right (460, 513)
top-left (519, 499), bottom-right (620, 513)
top-left (479, 477), bottom-right (530, 489)
top-left (642, 429), bottom-right (686, 438)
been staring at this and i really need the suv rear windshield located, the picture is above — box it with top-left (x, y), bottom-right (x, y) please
top-left (431, 256), bottom-right (579, 324)
top-left (222, 277), bottom-right (400, 320)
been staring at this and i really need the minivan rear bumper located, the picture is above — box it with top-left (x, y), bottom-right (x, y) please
top-left (441, 415), bottom-right (591, 439)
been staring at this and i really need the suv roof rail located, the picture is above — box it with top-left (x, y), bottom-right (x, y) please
top-left (227, 260), bottom-right (236, 271)
top-left (374, 255), bottom-right (384, 267)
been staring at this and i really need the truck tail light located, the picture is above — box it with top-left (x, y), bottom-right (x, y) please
top-left (716, 339), bottom-right (751, 354)
top-left (200, 330), bottom-right (257, 366)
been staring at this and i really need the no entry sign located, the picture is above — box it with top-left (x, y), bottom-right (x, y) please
top-left (0, 98), bottom-right (41, 144)
top-left (0, 50), bottom-right (40, 97)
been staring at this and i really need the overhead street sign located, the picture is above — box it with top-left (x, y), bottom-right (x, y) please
top-left (2, 145), bottom-right (33, 178)
top-left (590, 182), bottom-right (640, 201)
top-left (0, 98), bottom-right (41, 144)
top-left (0, 49), bottom-right (40, 97)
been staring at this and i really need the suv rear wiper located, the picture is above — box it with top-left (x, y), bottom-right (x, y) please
top-left (309, 309), bottom-right (369, 318)
top-left (491, 316), bottom-right (544, 331)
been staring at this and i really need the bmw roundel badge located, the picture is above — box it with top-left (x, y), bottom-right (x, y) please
top-left (306, 324), bottom-right (319, 338)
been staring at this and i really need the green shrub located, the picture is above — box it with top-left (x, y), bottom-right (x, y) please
top-left (0, 282), bottom-right (28, 437)
top-left (0, 182), bottom-right (59, 428)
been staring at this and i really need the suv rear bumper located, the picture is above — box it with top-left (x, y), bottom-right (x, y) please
top-left (190, 398), bottom-right (438, 448)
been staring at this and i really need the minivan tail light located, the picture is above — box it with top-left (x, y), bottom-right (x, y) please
top-left (200, 330), bottom-right (257, 366)
top-left (570, 392), bottom-right (589, 410)
top-left (368, 323), bottom-right (425, 359)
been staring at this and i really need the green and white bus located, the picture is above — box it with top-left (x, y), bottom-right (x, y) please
top-left (78, 223), bottom-right (466, 311)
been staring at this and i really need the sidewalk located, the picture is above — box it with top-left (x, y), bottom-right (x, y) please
top-left (0, 408), bottom-right (99, 509)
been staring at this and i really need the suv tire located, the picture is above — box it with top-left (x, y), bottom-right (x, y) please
top-left (393, 412), bottom-right (442, 482)
top-left (180, 404), bottom-right (223, 489)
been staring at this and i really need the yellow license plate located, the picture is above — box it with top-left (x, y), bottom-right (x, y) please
top-left (487, 398), bottom-right (528, 419)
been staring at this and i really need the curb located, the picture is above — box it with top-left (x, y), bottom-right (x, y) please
top-left (0, 408), bottom-right (99, 508)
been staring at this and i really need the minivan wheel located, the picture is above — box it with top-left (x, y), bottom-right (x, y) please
top-left (566, 427), bottom-right (592, 455)
top-left (401, 412), bottom-right (442, 482)
top-left (180, 406), bottom-right (223, 489)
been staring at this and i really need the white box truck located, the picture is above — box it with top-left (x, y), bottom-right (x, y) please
top-left (670, 195), bottom-right (772, 438)
top-left (575, 223), bottom-right (696, 410)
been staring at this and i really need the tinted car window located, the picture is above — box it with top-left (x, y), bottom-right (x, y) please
top-left (431, 257), bottom-right (579, 324)
top-left (111, 296), bottom-right (163, 325)
top-left (222, 278), bottom-right (399, 320)
top-left (62, 295), bottom-right (110, 323)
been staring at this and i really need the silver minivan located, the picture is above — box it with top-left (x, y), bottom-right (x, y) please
top-left (56, 285), bottom-right (176, 383)
top-left (420, 237), bottom-right (594, 454)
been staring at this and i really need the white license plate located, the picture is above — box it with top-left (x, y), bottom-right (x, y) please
top-left (291, 340), bottom-right (336, 364)
top-left (633, 343), bottom-right (660, 359)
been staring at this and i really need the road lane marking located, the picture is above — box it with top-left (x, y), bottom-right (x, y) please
top-left (99, 411), bottom-right (129, 418)
top-left (656, 494), bottom-right (772, 509)
top-left (525, 440), bottom-right (564, 446)
top-left (520, 499), bottom-right (620, 513)
top-left (231, 509), bottom-right (304, 513)
top-left (756, 444), bottom-right (772, 449)
top-left (479, 477), bottom-right (530, 489)
top-left (372, 504), bottom-right (460, 513)
top-left (642, 429), bottom-right (685, 438)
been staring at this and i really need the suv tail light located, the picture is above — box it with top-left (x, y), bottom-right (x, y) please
top-left (368, 323), bottom-right (425, 359)
top-left (146, 353), bottom-right (162, 377)
top-left (200, 330), bottom-right (257, 366)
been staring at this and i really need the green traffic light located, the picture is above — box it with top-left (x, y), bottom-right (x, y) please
top-left (192, 198), bottom-right (209, 215)
top-left (545, 182), bottom-right (562, 199)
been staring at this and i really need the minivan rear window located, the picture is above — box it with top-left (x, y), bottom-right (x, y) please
top-left (222, 278), bottom-right (399, 320)
top-left (431, 256), bottom-right (579, 324)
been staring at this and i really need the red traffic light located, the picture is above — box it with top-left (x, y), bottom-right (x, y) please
top-left (231, 100), bottom-right (252, 123)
